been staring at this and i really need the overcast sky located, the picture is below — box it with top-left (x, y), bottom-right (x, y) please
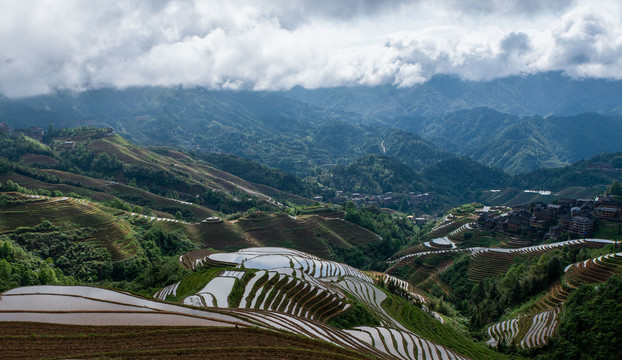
top-left (1, 0), bottom-right (621, 98)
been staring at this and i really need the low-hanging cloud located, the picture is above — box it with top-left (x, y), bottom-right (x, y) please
top-left (0, 0), bottom-right (621, 98)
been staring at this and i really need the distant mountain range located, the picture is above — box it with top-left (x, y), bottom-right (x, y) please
top-left (399, 108), bottom-right (622, 174)
top-left (2, 71), bottom-right (622, 177)
top-left (284, 72), bottom-right (622, 174)
top-left (0, 87), bottom-right (450, 174)
top-left (283, 71), bottom-right (622, 118)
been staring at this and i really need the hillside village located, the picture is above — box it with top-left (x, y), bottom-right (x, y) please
top-left (319, 190), bottom-right (433, 212)
top-left (478, 195), bottom-right (622, 241)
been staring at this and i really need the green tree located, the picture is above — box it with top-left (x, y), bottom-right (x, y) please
top-left (38, 266), bottom-right (58, 284)
top-left (0, 259), bottom-right (13, 289)
top-left (0, 241), bottom-right (13, 260)
top-left (3, 180), bottom-right (19, 191)
top-left (19, 268), bottom-right (35, 286)
top-left (607, 180), bottom-right (622, 196)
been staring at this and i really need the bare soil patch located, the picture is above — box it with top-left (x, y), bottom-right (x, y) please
top-left (20, 153), bottom-right (58, 166)
top-left (0, 322), bottom-right (373, 360)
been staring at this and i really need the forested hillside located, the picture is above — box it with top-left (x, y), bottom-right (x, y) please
top-left (0, 88), bottom-right (450, 174)
top-left (411, 109), bottom-right (622, 174)
top-left (3, 79), bottom-right (622, 177)
top-left (284, 72), bottom-right (622, 118)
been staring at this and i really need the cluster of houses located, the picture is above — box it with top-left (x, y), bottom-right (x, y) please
top-left (320, 191), bottom-right (434, 208)
top-left (0, 124), bottom-right (47, 142)
top-left (586, 162), bottom-right (622, 172)
top-left (29, 126), bottom-right (44, 141)
top-left (478, 196), bottom-right (621, 240)
top-left (0, 124), bottom-right (45, 141)
top-left (0, 123), bottom-right (115, 147)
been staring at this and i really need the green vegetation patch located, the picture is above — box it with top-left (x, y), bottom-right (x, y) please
top-left (326, 300), bottom-right (380, 329)
top-left (174, 267), bottom-right (227, 300)
top-left (227, 270), bottom-right (255, 307)
top-left (593, 221), bottom-right (622, 241)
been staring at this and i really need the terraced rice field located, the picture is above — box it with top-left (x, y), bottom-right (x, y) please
top-left (186, 276), bottom-right (238, 307)
top-left (1, 286), bottom-right (251, 327)
top-left (154, 281), bottom-right (180, 301)
top-left (180, 249), bottom-right (218, 270)
top-left (393, 244), bottom-right (429, 259)
top-left (487, 308), bottom-right (560, 349)
top-left (346, 327), bottom-right (469, 360)
top-left (235, 212), bottom-right (381, 255)
top-left (0, 195), bottom-right (115, 230)
top-left (176, 248), bottom-right (374, 322)
top-left (387, 248), bottom-right (478, 272)
top-left (383, 237), bottom-right (621, 351)
top-left (0, 322), bottom-right (374, 360)
top-left (385, 250), bottom-right (466, 300)
top-left (0, 195), bottom-right (138, 259)
top-left (467, 249), bottom-right (515, 281)
top-left (4, 285), bottom-right (464, 359)
top-left (235, 214), bottom-right (336, 258)
top-left (428, 219), bottom-right (456, 237)
top-left (4, 240), bottom-right (500, 360)
top-left (184, 222), bottom-right (251, 251)
top-left (371, 272), bottom-right (427, 303)
top-left (193, 247), bottom-right (372, 281)
top-left (527, 281), bottom-right (571, 313)
top-left (564, 252), bottom-right (622, 288)
top-left (487, 251), bottom-right (622, 349)
top-left (389, 239), bottom-right (618, 282)
top-left (317, 217), bottom-right (382, 245)
top-left (469, 239), bottom-right (618, 281)
top-left (333, 276), bottom-right (400, 329)
top-left (129, 212), bottom-right (193, 226)
top-left (148, 247), bottom-right (479, 359)
top-left (515, 253), bottom-right (622, 316)
top-left (424, 237), bottom-right (457, 250)
top-left (447, 222), bottom-right (475, 240)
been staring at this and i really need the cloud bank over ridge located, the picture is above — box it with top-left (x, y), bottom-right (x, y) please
top-left (1, 0), bottom-right (621, 97)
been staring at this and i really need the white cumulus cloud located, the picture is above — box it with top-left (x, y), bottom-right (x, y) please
top-left (0, 0), bottom-right (621, 97)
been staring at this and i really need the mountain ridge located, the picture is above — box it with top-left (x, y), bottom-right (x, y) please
top-left (283, 71), bottom-right (622, 118)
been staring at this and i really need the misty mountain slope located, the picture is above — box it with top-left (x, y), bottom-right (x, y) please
top-left (415, 109), bottom-right (622, 174)
top-left (411, 108), bottom-right (520, 153)
top-left (0, 87), bottom-right (452, 174)
top-left (513, 151), bottom-right (622, 191)
top-left (420, 157), bottom-right (510, 202)
top-left (5, 82), bottom-right (622, 177)
top-left (284, 74), bottom-right (622, 174)
top-left (313, 154), bottom-right (428, 195)
top-left (9, 87), bottom-right (344, 133)
top-left (284, 72), bottom-right (622, 118)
